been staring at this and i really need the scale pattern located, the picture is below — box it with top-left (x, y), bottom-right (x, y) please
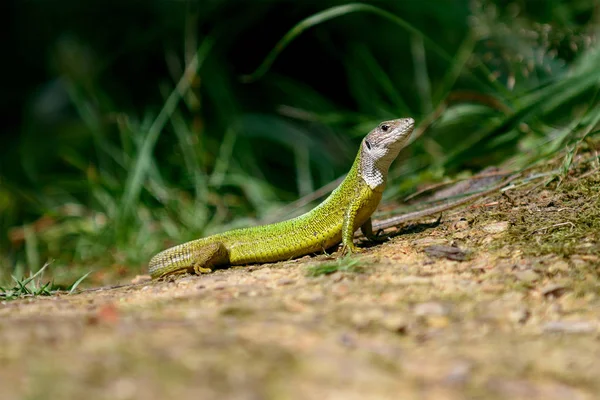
top-left (148, 118), bottom-right (414, 278)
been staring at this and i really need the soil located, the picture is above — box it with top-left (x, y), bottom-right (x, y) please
top-left (1, 161), bottom-right (599, 399)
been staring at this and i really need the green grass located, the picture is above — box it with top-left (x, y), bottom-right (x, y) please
top-left (0, 262), bottom-right (91, 301)
top-left (306, 256), bottom-right (365, 277)
top-left (1, 0), bottom-right (599, 286)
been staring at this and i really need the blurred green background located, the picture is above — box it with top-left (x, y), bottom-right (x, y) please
top-left (1, 0), bottom-right (599, 286)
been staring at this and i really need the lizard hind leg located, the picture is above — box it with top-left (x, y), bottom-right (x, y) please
top-left (191, 242), bottom-right (230, 274)
top-left (360, 218), bottom-right (390, 243)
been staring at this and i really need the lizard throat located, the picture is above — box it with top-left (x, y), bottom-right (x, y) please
top-left (359, 149), bottom-right (394, 191)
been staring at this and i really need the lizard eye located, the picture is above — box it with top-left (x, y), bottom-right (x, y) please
top-left (365, 140), bottom-right (371, 150)
top-left (380, 124), bottom-right (389, 132)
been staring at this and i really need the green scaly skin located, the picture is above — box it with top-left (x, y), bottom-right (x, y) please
top-left (149, 118), bottom-right (415, 279)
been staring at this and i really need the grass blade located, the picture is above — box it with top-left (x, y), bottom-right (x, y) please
top-left (120, 38), bottom-right (214, 217)
top-left (241, 2), bottom-right (505, 95)
top-left (68, 271), bottom-right (93, 294)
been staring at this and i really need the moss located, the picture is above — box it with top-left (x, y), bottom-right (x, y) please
top-left (494, 174), bottom-right (600, 259)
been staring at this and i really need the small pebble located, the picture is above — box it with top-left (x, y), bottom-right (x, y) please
top-left (549, 260), bottom-right (570, 273)
top-left (453, 231), bottom-right (469, 240)
top-left (339, 333), bottom-right (355, 347)
top-left (297, 292), bottom-right (324, 303)
top-left (514, 269), bottom-right (540, 283)
top-left (424, 245), bottom-right (468, 261)
top-left (414, 302), bottom-right (450, 317)
top-left (277, 278), bottom-right (296, 286)
top-left (351, 309), bottom-right (383, 329)
top-left (453, 220), bottom-right (470, 231)
top-left (543, 320), bottom-right (596, 334)
top-left (381, 314), bottom-right (409, 334)
top-left (508, 307), bottom-right (530, 324)
top-left (541, 283), bottom-right (568, 298)
top-left (444, 361), bottom-right (472, 385)
top-left (482, 221), bottom-right (509, 234)
top-left (427, 315), bottom-right (451, 328)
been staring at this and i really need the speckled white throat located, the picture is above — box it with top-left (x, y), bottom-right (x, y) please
top-left (359, 118), bottom-right (415, 190)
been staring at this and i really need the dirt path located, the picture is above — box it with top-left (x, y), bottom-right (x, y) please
top-left (1, 172), bottom-right (599, 400)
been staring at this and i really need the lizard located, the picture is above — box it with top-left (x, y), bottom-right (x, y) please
top-left (148, 118), bottom-right (415, 279)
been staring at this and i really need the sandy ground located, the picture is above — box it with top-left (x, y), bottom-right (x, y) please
top-left (1, 171), bottom-right (599, 400)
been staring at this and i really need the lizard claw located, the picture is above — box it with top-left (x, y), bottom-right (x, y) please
top-left (340, 243), bottom-right (362, 257)
top-left (193, 265), bottom-right (213, 274)
top-left (369, 229), bottom-right (391, 243)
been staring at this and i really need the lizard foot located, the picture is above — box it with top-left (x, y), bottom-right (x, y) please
top-left (367, 229), bottom-right (392, 243)
top-left (340, 243), bottom-right (362, 257)
top-left (193, 265), bottom-right (213, 274)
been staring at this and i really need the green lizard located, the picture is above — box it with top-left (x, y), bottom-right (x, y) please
top-left (149, 118), bottom-right (415, 279)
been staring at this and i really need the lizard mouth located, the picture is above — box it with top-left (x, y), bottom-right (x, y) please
top-left (395, 117), bottom-right (415, 135)
top-left (386, 118), bottom-right (415, 144)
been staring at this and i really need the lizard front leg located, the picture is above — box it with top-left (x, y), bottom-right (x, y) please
top-left (190, 242), bottom-right (229, 274)
top-left (340, 197), bottom-right (363, 255)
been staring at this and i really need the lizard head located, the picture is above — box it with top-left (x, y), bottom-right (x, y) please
top-left (360, 118), bottom-right (415, 190)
